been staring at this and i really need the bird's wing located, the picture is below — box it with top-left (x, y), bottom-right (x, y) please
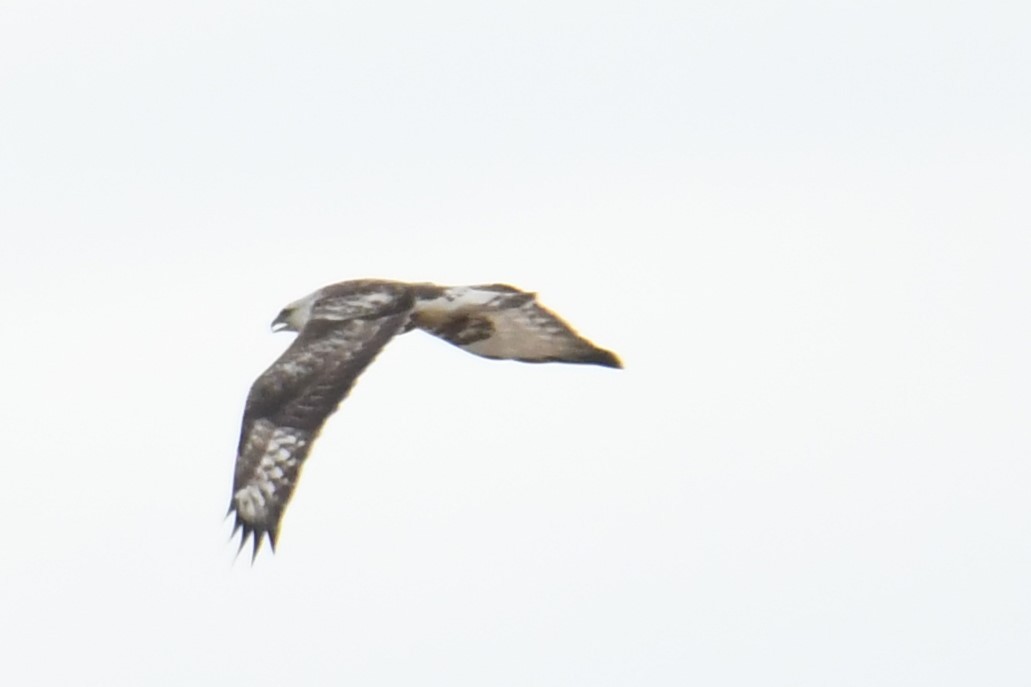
top-left (411, 284), bottom-right (621, 368)
top-left (230, 286), bottom-right (414, 558)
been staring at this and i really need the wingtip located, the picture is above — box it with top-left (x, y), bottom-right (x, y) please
top-left (250, 534), bottom-right (264, 565)
top-left (228, 512), bottom-right (279, 564)
top-left (233, 524), bottom-right (251, 560)
top-left (591, 348), bottom-right (623, 369)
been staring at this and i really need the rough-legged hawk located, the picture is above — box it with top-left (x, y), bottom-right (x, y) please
top-left (230, 279), bottom-right (621, 558)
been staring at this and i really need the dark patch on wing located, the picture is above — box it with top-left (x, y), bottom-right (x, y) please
top-left (471, 283), bottom-right (521, 293)
top-left (419, 314), bottom-right (495, 347)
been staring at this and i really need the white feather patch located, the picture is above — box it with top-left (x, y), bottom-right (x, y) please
top-left (234, 427), bottom-right (308, 521)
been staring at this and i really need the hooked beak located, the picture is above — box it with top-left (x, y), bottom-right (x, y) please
top-left (271, 309), bottom-right (291, 332)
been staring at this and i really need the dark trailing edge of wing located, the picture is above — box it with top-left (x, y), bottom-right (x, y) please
top-left (504, 347), bottom-right (622, 368)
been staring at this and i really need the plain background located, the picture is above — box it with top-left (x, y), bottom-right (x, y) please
top-left (2, 1), bottom-right (1029, 685)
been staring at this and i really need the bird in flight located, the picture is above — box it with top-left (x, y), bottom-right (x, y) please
top-left (229, 279), bottom-right (621, 558)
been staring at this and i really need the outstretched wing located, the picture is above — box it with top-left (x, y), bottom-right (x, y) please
top-left (411, 284), bottom-right (621, 368)
top-left (230, 286), bottom-right (414, 559)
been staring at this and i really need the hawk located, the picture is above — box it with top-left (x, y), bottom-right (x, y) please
top-left (230, 279), bottom-right (621, 558)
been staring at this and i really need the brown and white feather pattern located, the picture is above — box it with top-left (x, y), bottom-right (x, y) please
top-left (230, 279), bottom-right (619, 558)
top-left (411, 284), bottom-right (621, 367)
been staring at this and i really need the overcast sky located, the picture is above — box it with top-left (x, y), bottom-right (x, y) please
top-left (2, 1), bottom-right (1029, 685)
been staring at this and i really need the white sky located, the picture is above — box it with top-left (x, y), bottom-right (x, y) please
top-left (2, 1), bottom-right (1029, 685)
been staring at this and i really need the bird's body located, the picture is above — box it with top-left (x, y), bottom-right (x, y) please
top-left (230, 279), bottom-right (621, 557)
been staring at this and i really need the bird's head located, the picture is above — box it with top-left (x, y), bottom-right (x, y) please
top-left (271, 292), bottom-right (318, 333)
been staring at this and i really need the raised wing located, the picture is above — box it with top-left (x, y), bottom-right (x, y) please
top-left (230, 287), bottom-right (414, 559)
top-left (411, 284), bottom-right (621, 368)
